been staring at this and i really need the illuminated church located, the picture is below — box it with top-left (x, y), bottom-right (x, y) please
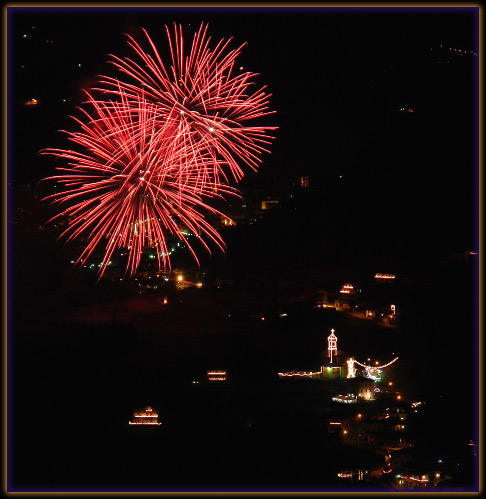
top-left (278, 329), bottom-right (352, 379)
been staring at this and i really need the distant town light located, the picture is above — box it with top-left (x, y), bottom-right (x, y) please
top-left (207, 370), bottom-right (227, 381)
top-left (374, 273), bottom-right (395, 280)
top-left (129, 406), bottom-right (162, 425)
top-left (340, 283), bottom-right (355, 294)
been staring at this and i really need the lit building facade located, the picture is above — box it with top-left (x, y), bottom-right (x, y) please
top-left (207, 370), bottom-right (227, 381)
top-left (340, 283), bottom-right (356, 294)
top-left (129, 406), bottom-right (162, 425)
top-left (354, 376), bottom-right (375, 400)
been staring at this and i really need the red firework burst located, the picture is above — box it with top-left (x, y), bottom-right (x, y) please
top-left (96, 23), bottom-right (276, 186)
top-left (42, 90), bottom-right (239, 276)
top-left (42, 24), bottom-right (275, 276)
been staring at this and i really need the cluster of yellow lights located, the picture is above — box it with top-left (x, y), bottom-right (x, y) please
top-left (374, 273), bottom-right (395, 279)
top-left (24, 98), bottom-right (38, 106)
top-left (448, 47), bottom-right (477, 56)
top-left (400, 475), bottom-right (429, 483)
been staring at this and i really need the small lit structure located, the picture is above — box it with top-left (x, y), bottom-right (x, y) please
top-left (328, 329), bottom-right (338, 363)
top-left (129, 406), bottom-right (162, 425)
top-left (261, 198), bottom-right (279, 210)
top-left (347, 357), bottom-right (356, 378)
top-left (340, 283), bottom-right (355, 294)
top-left (298, 175), bottom-right (310, 188)
top-left (374, 273), bottom-right (395, 281)
top-left (332, 394), bottom-right (357, 404)
top-left (322, 365), bottom-right (344, 378)
top-left (278, 369), bottom-right (322, 378)
top-left (337, 469), bottom-right (368, 481)
top-left (207, 370), bottom-right (227, 381)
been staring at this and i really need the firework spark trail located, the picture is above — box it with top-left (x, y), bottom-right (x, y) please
top-left (42, 24), bottom-right (275, 276)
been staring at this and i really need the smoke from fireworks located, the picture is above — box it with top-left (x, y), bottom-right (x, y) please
top-left (42, 23), bottom-right (276, 276)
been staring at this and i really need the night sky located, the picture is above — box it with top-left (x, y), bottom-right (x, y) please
top-left (8, 5), bottom-right (479, 493)
top-left (10, 6), bottom-right (478, 258)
